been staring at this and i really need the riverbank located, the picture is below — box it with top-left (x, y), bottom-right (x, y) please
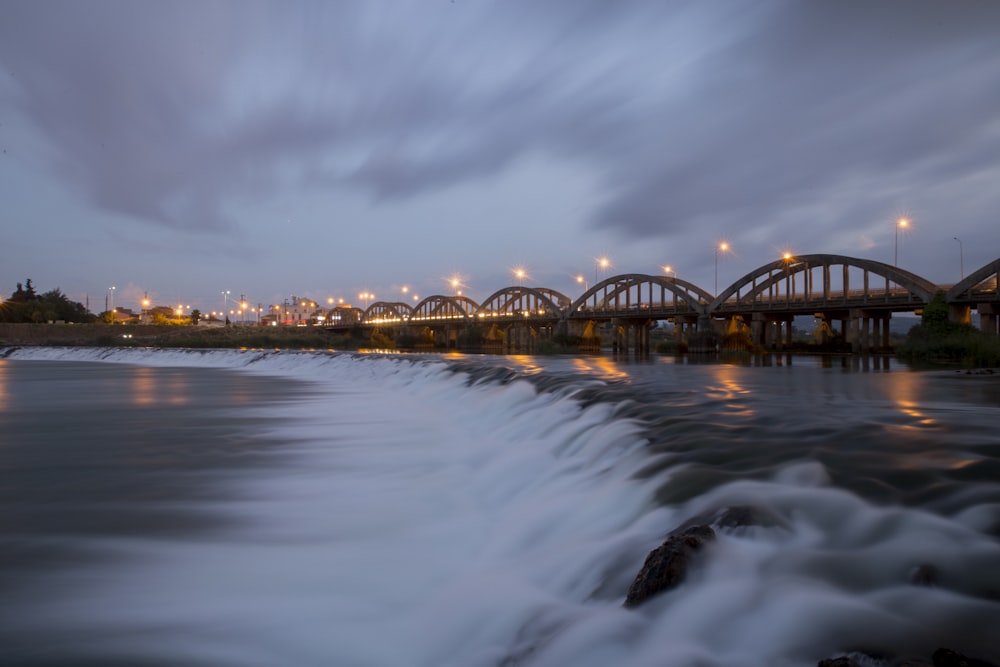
top-left (0, 323), bottom-right (347, 349)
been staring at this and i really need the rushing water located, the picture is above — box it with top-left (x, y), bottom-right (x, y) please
top-left (1, 347), bottom-right (998, 667)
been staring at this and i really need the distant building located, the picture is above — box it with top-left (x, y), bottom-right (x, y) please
top-left (111, 307), bottom-right (138, 324)
top-left (268, 296), bottom-right (323, 326)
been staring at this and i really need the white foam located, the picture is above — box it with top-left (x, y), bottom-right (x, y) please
top-left (5, 347), bottom-right (1000, 666)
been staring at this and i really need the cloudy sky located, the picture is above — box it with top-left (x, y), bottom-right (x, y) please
top-left (2, 0), bottom-right (998, 314)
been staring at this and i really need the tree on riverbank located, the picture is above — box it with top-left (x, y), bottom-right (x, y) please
top-left (1, 280), bottom-right (94, 324)
top-left (895, 291), bottom-right (1000, 366)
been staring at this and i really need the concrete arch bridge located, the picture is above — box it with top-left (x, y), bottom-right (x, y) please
top-left (322, 254), bottom-right (999, 354)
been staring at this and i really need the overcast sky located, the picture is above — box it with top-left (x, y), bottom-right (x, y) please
top-left (2, 0), bottom-right (998, 314)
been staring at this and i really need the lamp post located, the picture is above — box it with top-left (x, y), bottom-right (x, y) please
top-left (894, 218), bottom-right (908, 266)
top-left (715, 242), bottom-right (729, 295)
top-left (513, 268), bottom-right (526, 286)
top-left (595, 257), bottom-right (610, 284)
top-left (107, 286), bottom-right (116, 324)
top-left (662, 265), bottom-right (676, 279)
top-left (141, 292), bottom-right (150, 323)
top-left (953, 237), bottom-right (964, 280)
top-left (576, 274), bottom-right (588, 292)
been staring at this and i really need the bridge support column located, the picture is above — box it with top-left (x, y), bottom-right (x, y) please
top-left (638, 320), bottom-right (652, 355)
top-left (750, 312), bottom-right (767, 348)
top-left (846, 310), bottom-right (860, 352)
top-left (949, 304), bottom-right (972, 325)
top-left (777, 316), bottom-right (794, 350)
top-left (979, 303), bottom-right (999, 336)
top-left (676, 315), bottom-right (698, 344)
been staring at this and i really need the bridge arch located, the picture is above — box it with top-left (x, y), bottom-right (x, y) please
top-left (946, 257), bottom-right (1000, 303)
top-left (410, 294), bottom-right (480, 322)
top-left (567, 273), bottom-right (711, 318)
top-left (711, 254), bottom-right (939, 313)
top-left (324, 306), bottom-right (363, 327)
top-left (364, 301), bottom-right (414, 324)
top-left (475, 286), bottom-right (569, 321)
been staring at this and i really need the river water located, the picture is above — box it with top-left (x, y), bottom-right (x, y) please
top-left (1, 347), bottom-right (998, 667)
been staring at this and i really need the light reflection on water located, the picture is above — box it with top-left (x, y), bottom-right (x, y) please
top-left (0, 360), bottom-right (9, 411)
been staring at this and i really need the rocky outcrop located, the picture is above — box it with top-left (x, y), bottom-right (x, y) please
top-left (625, 507), bottom-right (999, 667)
top-left (817, 647), bottom-right (997, 667)
top-left (624, 504), bottom-right (783, 609)
top-left (623, 524), bottom-right (715, 608)
top-left (932, 648), bottom-right (998, 667)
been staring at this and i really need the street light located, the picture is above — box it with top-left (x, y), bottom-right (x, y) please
top-left (107, 286), bottom-right (116, 324)
top-left (512, 268), bottom-right (527, 286)
top-left (894, 217), bottom-right (908, 266)
top-left (141, 292), bottom-right (150, 323)
top-left (595, 257), bottom-right (610, 283)
top-left (662, 265), bottom-right (676, 279)
top-left (576, 274), bottom-right (588, 292)
top-left (448, 275), bottom-right (465, 295)
top-left (953, 236), bottom-right (964, 279)
top-left (715, 242), bottom-right (730, 295)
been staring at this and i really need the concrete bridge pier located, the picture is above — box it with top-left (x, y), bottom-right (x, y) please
top-left (950, 304), bottom-right (972, 325)
top-left (980, 303), bottom-right (999, 336)
top-left (751, 312), bottom-right (766, 348)
top-left (634, 320), bottom-right (652, 355)
top-left (748, 314), bottom-right (792, 350)
top-left (883, 315), bottom-right (892, 348)
top-left (503, 324), bottom-right (535, 353)
top-left (672, 315), bottom-right (699, 345)
top-left (848, 309), bottom-right (893, 353)
top-left (874, 314), bottom-right (891, 350)
top-left (610, 320), bottom-right (652, 355)
top-left (847, 309), bottom-right (866, 352)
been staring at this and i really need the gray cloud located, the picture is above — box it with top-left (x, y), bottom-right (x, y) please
top-left (2, 0), bottom-right (998, 262)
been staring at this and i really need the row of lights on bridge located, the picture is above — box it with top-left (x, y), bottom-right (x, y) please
top-left (123, 219), bottom-right (962, 317)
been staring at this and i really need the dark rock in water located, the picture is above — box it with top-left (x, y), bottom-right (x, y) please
top-left (623, 524), bottom-right (715, 608)
top-left (818, 649), bottom-right (998, 667)
top-left (891, 658), bottom-right (934, 667)
top-left (817, 658), bottom-right (863, 667)
top-left (932, 648), bottom-right (998, 667)
top-left (818, 652), bottom-right (939, 667)
top-left (675, 504), bottom-right (788, 534)
top-left (910, 563), bottom-right (939, 587)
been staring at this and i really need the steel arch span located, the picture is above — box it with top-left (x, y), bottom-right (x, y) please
top-left (364, 301), bottom-right (415, 324)
top-left (475, 286), bottom-right (569, 321)
top-left (711, 254), bottom-right (939, 313)
top-left (410, 294), bottom-right (480, 322)
top-left (947, 257), bottom-right (1000, 303)
top-left (324, 306), bottom-right (364, 327)
top-left (567, 273), bottom-right (712, 319)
